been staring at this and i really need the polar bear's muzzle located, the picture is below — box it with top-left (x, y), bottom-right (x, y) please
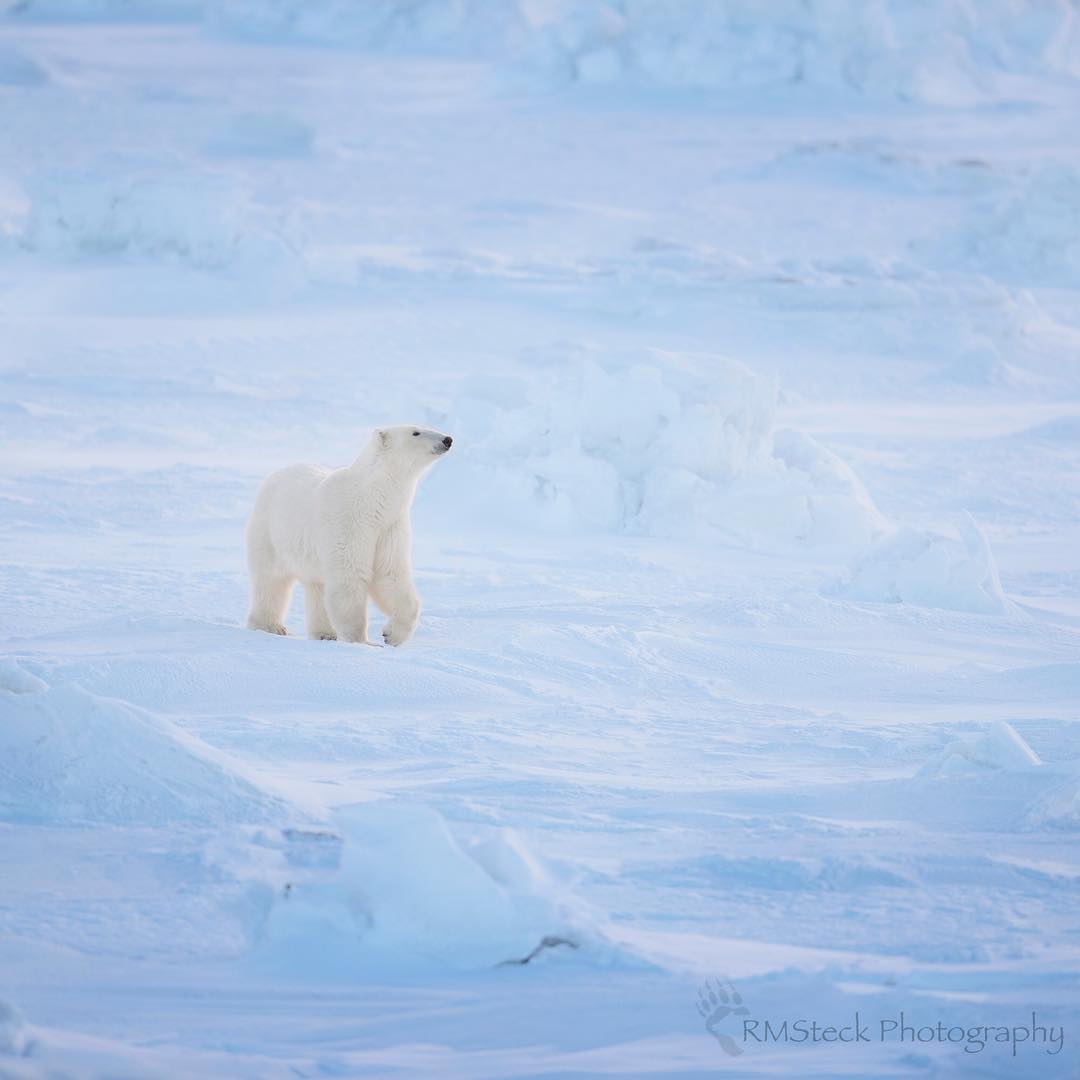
top-left (433, 435), bottom-right (453, 455)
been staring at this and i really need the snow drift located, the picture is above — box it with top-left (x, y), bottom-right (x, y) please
top-left (927, 164), bottom-right (1080, 287)
top-left (204, 0), bottom-right (528, 54)
top-left (20, 170), bottom-right (292, 272)
top-left (1026, 769), bottom-right (1080, 829)
top-left (919, 720), bottom-right (1042, 778)
top-left (437, 350), bottom-right (1013, 610)
top-left (204, 110), bottom-right (314, 159)
top-left (11, 0), bottom-right (1080, 104)
top-left (6, 0), bottom-right (201, 20)
top-left (0, 1000), bottom-right (30, 1058)
top-left (511, 0), bottom-right (1080, 102)
top-left (0, 44), bottom-right (49, 86)
top-left (440, 351), bottom-right (889, 554)
top-left (257, 803), bottom-right (582, 975)
top-left (0, 663), bottom-right (289, 826)
top-left (196, 0), bottom-right (1080, 104)
top-left (837, 511), bottom-right (1011, 614)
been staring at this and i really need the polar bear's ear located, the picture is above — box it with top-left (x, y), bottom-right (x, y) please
top-left (375, 428), bottom-right (390, 449)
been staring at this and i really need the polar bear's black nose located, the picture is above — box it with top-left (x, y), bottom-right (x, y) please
top-left (442, 436), bottom-right (453, 448)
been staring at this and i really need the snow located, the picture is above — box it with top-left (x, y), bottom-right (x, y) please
top-left (205, 0), bottom-right (529, 56)
top-left (24, 170), bottom-right (257, 266)
top-left (919, 719), bottom-right (1043, 777)
top-left (205, 109), bottom-right (314, 158)
top-left (0, 43), bottom-right (48, 85)
top-left (2, 2), bottom-right (1080, 1077)
top-left (199, 0), bottom-right (1080, 105)
top-left (257, 804), bottom-right (584, 977)
top-left (445, 350), bottom-right (888, 546)
top-left (0, 667), bottom-right (291, 825)
top-left (0, 1001), bottom-right (30, 1058)
top-left (838, 511), bottom-right (1011, 614)
top-left (930, 163), bottom-right (1080, 286)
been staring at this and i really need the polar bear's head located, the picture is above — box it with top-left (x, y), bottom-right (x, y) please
top-left (374, 425), bottom-right (453, 473)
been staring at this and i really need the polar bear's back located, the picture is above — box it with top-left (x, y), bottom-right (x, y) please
top-left (247, 462), bottom-right (333, 579)
top-left (258, 462), bottom-right (330, 495)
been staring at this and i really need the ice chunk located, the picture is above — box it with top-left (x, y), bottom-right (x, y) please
top-left (839, 512), bottom-right (1010, 614)
top-left (257, 803), bottom-right (578, 975)
top-left (22, 170), bottom-right (291, 272)
top-left (1026, 768), bottom-right (1080, 829)
top-left (920, 720), bottom-right (1042, 778)
top-left (440, 350), bottom-right (886, 555)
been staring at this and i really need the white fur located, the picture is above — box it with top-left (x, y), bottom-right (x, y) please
top-left (245, 425), bottom-right (452, 646)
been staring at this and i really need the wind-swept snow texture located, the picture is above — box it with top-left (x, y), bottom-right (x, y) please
top-left (2, 2), bottom-right (1080, 1076)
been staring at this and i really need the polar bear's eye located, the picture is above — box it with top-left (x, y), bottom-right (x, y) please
top-left (412, 431), bottom-right (420, 436)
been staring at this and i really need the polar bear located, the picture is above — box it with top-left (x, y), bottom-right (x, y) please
top-left (245, 425), bottom-right (452, 646)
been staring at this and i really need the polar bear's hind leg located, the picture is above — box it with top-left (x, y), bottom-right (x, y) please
top-left (247, 573), bottom-right (294, 635)
top-left (304, 582), bottom-right (337, 640)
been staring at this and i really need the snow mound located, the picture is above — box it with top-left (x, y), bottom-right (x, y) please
top-left (0, 673), bottom-right (289, 826)
top-left (7, 0), bottom-right (201, 20)
top-left (928, 165), bottom-right (1080, 287)
top-left (511, 0), bottom-right (1080, 103)
top-left (1026, 768), bottom-right (1080, 829)
top-left (198, 1), bottom-right (1080, 103)
top-left (0, 45), bottom-right (49, 86)
top-left (0, 1000), bottom-right (30, 1057)
top-left (257, 803), bottom-right (581, 975)
top-left (0, 658), bottom-right (48, 695)
top-left (442, 351), bottom-right (887, 553)
top-left (837, 511), bottom-right (1010, 614)
top-left (919, 720), bottom-right (1042, 778)
top-left (1012, 415), bottom-right (1080, 445)
top-left (21, 170), bottom-right (293, 272)
top-left (204, 0), bottom-right (528, 54)
top-left (205, 110), bottom-right (314, 158)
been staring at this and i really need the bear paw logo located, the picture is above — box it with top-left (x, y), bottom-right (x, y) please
top-left (696, 977), bottom-right (750, 1057)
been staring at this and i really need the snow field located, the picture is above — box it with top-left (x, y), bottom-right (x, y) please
top-left (2, 3), bottom-right (1080, 1075)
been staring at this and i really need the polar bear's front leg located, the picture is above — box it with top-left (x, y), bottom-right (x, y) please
top-left (325, 574), bottom-right (371, 645)
top-left (375, 579), bottom-right (420, 647)
top-left (247, 574), bottom-right (295, 635)
top-left (372, 520), bottom-right (421, 647)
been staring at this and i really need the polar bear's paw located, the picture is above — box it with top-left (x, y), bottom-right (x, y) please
top-left (313, 631), bottom-right (337, 641)
top-left (249, 621), bottom-right (288, 636)
top-left (381, 622), bottom-right (411, 647)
